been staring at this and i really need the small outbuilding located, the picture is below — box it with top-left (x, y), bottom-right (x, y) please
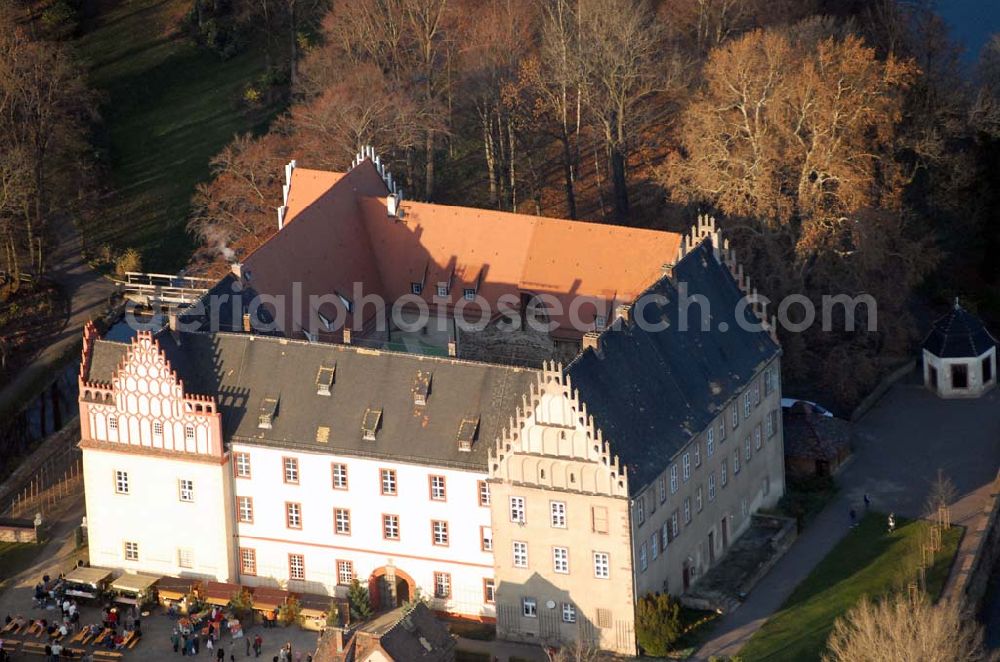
top-left (783, 402), bottom-right (852, 479)
top-left (922, 299), bottom-right (997, 398)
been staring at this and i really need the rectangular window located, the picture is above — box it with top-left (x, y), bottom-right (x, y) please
top-left (109, 417), bottom-right (118, 431)
top-left (683, 453), bottom-right (691, 481)
top-left (429, 475), bottom-right (446, 501)
top-left (595, 314), bottom-right (607, 330)
top-left (483, 579), bottom-right (496, 604)
top-left (732, 402), bottom-right (739, 429)
top-left (709, 473), bottom-right (716, 501)
top-left (115, 470), bottom-right (129, 495)
top-left (707, 428), bottom-right (714, 458)
top-left (286, 502), bottom-right (302, 529)
top-left (332, 463), bottom-right (348, 489)
top-left (178, 548), bottom-right (194, 569)
top-left (719, 418), bottom-right (726, 441)
top-left (753, 381), bottom-right (761, 405)
top-left (478, 481), bottom-right (491, 506)
top-left (481, 526), bottom-right (493, 551)
top-left (463, 288), bottom-right (477, 301)
top-left (178, 479), bottom-right (194, 503)
top-left (744, 392), bottom-right (752, 417)
top-left (522, 597), bottom-right (537, 618)
top-left (721, 459), bottom-right (729, 486)
top-left (593, 552), bottom-right (610, 579)
top-left (337, 560), bottom-right (354, 585)
top-left (380, 468), bottom-right (397, 495)
top-left (234, 452), bottom-right (251, 478)
top-left (288, 554), bottom-right (305, 581)
top-left (550, 501), bottom-right (567, 528)
top-left (670, 512), bottom-right (679, 539)
top-left (764, 366), bottom-right (773, 395)
top-left (651, 532), bottom-right (659, 560)
top-left (562, 603), bottom-right (577, 623)
top-left (742, 497), bottom-right (749, 518)
top-left (124, 541), bottom-right (139, 562)
top-left (513, 541), bottom-right (528, 568)
top-left (383, 514), bottom-right (400, 540)
top-left (670, 465), bottom-right (678, 493)
top-left (185, 425), bottom-right (194, 442)
top-left (684, 497), bottom-right (692, 524)
top-left (510, 496), bottom-right (526, 523)
top-left (334, 508), bottom-right (351, 535)
top-left (432, 520), bottom-right (449, 546)
top-left (662, 522), bottom-right (669, 549)
top-left (765, 410), bottom-right (775, 438)
top-left (658, 477), bottom-right (666, 504)
top-left (434, 572), bottom-right (452, 599)
top-left (734, 449), bottom-right (741, 474)
top-left (754, 425), bottom-right (762, 451)
top-left (410, 282), bottom-right (423, 295)
top-left (592, 506), bottom-right (608, 534)
top-left (283, 457), bottom-right (299, 484)
top-left (694, 442), bottom-right (701, 468)
top-left (744, 435), bottom-right (752, 461)
top-left (238, 496), bottom-right (253, 523)
top-left (636, 498), bottom-right (645, 524)
top-left (639, 543), bottom-right (648, 572)
top-left (153, 421), bottom-right (163, 436)
top-left (696, 486), bottom-right (704, 512)
top-left (553, 547), bottom-right (570, 574)
top-left (240, 548), bottom-right (256, 576)
top-left (436, 283), bottom-right (449, 297)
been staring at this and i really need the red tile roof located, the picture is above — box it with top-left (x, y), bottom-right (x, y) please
top-left (242, 159), bottom-right (682, 337)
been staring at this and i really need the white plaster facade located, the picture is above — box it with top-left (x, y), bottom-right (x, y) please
top-left (923, 347), bottom-right (996, 398)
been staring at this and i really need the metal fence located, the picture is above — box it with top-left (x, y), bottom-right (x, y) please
top-left (2, 444), bottom-right (83, 519)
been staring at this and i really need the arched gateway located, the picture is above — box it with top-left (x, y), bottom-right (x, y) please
top-left (368, 566), bottom-right (416, 612)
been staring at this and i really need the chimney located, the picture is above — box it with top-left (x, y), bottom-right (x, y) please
top-left (231, 262), bottom-right (244, 280)
top-left (661, 262), bottom-right (674, 279)
top-left (582, 331), bottom-right (600, 352)
top-left (343, 328), bottom-right (352, 345)
top-left (242, 313), bottom-right (252, 333)
top-left (447, 340), bottom-right (457, 357)
top-left (386, 193), bottom-right (399, 218)
top-left (168, 311), bottom-right (182, 344)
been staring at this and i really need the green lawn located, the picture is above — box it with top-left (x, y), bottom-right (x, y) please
top-left (76, 0), bottom-right (281, 272)
top-left (0, 541), bottom-right (44, 584)
top-left (739, 513), bottom-right (963, 662)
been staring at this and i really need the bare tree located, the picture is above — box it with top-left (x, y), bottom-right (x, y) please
top-left (824, 593), bottom-right (992, 662)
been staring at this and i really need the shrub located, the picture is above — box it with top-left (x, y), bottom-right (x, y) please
top-left (114, 248), bottom-right (142, 276)
top-left (278, 596), bottom-right (301, 626)
top-left (635, 592), bottom-right (683, 657)
top-left (325, 601), bottom-right (340, 626)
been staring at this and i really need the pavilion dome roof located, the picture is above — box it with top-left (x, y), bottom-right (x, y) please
top-left (922, 299), bottom-right (997, 359)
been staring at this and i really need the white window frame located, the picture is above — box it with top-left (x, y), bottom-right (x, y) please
top-left (708, 473), bottom-right (716, 501)
top-left (651, 532), bottom-right (659, 560)
top-left (432, 520), bottom-right (449, 546)
top-left (510, 496), bottom-right (526, 524)
top-left (670, 465), bottom-right (678, 493)
top-left (550, 501), bottom-right (567, 528)
top-left (124, 541), bottom-right (139, 562)
top-left (238, 496), bottom-right (253, 523)
top-left (178, 479), bottom-right (194, 503)
top-left (553, 547), bottom-right (569, 574)
top-left (562, 603), bottom-right (576, 623)
top-left (682, 453), bottom-right (691, 481)
top-left (745, 435), bottom-right (752, 461)
top-left (731, 402), bottom-right (739, 429)
top-left (744, 392), bottom-right (752, 417)
top-left (410, 282), bottom-right (423, 295)
top-left (334, 508), bottom-right (350, 535)
top-left (513, 541), bottom-right (528, 568)
top-left (658, 477), bottom-right (666, 504)
top-left (707, 428), bottom-right (714, 457)
top-left (696, 486), bottom-right (704, 512)
top-left (380, 468), bottom-right (397, 495)
top-left (522, 597), bottom-right (537, 618)
top-left (115, 470), bottom-right (129, 495)
top-left (694, 442), bottom-right (701, 467)
top-left (178, 548), bottom-right (194, 569)
top-left (722, 459), bottom-right (729, 485)
top-left (593, 552), bottom-right (610, 579)
top-left (754, 424), bottom-right (762, 450)
top-left (332, 463), bottom-right (348, 489)
top-left (639, 542), bottom-right (648, 572)
top-left (684, 498), bottom-right (691, 524)
top-left (235, 452), bottom-right (251, 477)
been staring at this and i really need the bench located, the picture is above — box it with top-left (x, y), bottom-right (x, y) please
top-left (20, 640), bottom-right (48, 655)
top-left (93, 651), bottom-right (124, 661)
top-left (127, 634), bottom-right (141, 649)
top-left (0, 640), bottom-right (20, 653)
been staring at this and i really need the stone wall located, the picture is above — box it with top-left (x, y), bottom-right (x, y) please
top-left (0, 518), bottom-right (37, 542)
top-left (952, 471), bottom-right (1000, 610)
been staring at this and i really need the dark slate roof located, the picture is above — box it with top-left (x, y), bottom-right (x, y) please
top-left (363, 603), bottom-right (455, 661)
top-left (566, 241), bottom-right (780, 492)
top-left (922, 302), bottom-right (997, 359)
top-left (177, 274), bottom-right (275, 334)
top-left (85, 331), bottom-right (536, 471)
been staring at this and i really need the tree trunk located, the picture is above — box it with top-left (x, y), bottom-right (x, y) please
top-left (507, 117), bottom-right (517, 213)
top-left (288, 0), bottom-right (297, 86)
top-left (610, 144), bottom-right (629, 221)
top-left (481, 110), bottom-right (498, 207)
top-left (559, 131), bottom-right (577, 219)
top-left (424, 130), bottom-right (434, 200)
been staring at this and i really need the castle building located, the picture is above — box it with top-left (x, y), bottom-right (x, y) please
top-left (79, 156), bottom-right (784, 655)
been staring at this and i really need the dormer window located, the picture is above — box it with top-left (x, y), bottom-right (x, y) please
top-left (362, 407), bottom-right (383, 441)
top-left (463, 288), bottom-right (476, 301)
top-left (413, 371), bottom-right (432, 406)
top-left (317, 311), bottom-right (334, 331)
top-left (595, 315), bottom-right (607, 330)
top-left (316, 361), bottom-right (336, 396)
top-left (259, 395), bottom-right (279, 429)
top-left (436, 283), bottom-right (449, 297)
top-left (457, 416), bottom-right (480, 452)
top-left (337, 293), bottom-right (353, 314)
top-left (411, 282), bottom-right (423, 295)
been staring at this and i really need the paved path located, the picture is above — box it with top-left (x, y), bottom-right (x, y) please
top-left (0, 214), bottom-right (115, 415)
top-left (694, 381), bottom-right (1000, 660)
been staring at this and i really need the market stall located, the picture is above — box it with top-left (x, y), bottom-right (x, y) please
top-left (110, 573), bottom-right (160, 608)
top-left (200, 581), bottom-right (241, 607)
top-left (295, 592), bottom-right (345, 631)
top-left (61, 567), bottom-right (113, 601)
top-left (250, 586), bottom-right (288, 624)
top-left (157, 576), bottom-right (200, 614)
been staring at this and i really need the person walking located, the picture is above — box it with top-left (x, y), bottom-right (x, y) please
top-left (864, 493), bottom-right (871, 510)
top-left (253, 634), bottom-right (262, 658)
top-left (217, 646), bottom-right (225, 661)
top-left (171, 630), bottom-right (180, 653)
top-left (246, 636), bottom-right (251, 657)
top-left (207, 634), bottom-right (214, 654)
